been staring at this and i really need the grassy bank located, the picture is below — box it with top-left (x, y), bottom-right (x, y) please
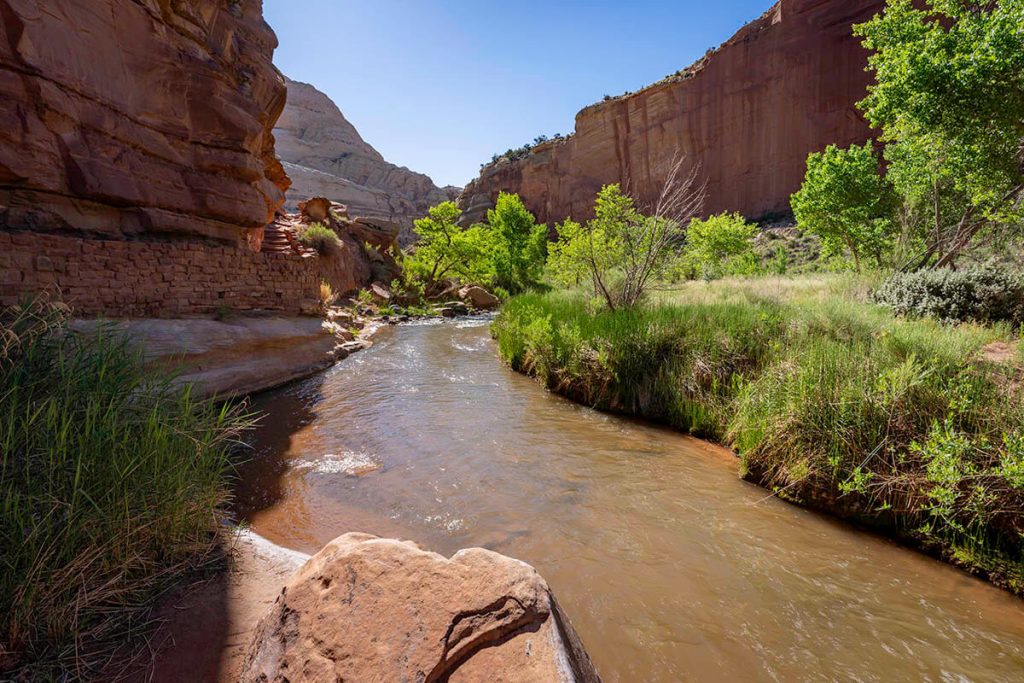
top-left (492, 276), bottom-right (1024, 592)
top-left (0, 299), bottom-right (249, 678)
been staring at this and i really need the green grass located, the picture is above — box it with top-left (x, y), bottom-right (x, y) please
top-left (0, 299), bottom-right (251, 678)
top-left (493, 275), bottom-right (1024, 592)
top-left (297, 223), bottom-right (341, 256)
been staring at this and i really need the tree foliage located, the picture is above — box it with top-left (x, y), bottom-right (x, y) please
top-left (791, 142), bottom-right (897, 270)
top-left (853, 0), bottom-right (1024, 267)
top-left (546, 219), bottom-right (593, 288)
top-left (681, 212), bottom-right (759, 279)
top-left (545, 159), bottom-right (705, 309)
top-left (486, 192), bottom-right (548, 294)
top-left (404, 201), bottom-right (492, 291)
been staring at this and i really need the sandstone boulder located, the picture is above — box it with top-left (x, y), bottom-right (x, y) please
top-left (438, 301), bottom-right (471, 318)
top-left (240, 533), bottom-right (600, 683)
top-left (459, 285), bottom-right (501, 310)
top-left (298, 197), bottom-right (334, 223)
top-left (369, 282), bottom-right (393, 304)
top-left (350, 216), bottom-right (401, 251)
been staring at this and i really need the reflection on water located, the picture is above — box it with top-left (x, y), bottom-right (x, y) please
top-left (235, 318), bottom-right (1024, 682)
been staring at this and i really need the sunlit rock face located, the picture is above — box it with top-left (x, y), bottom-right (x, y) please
top-left (0, 0), bottom-right (290, 245)
top-left (275, 77), bottom-right (459, 243)
top-left (240, 533), bottom-right (601, 683)
top-left (458, 0), bottom-right (884, 226)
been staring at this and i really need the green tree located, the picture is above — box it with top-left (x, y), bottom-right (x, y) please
top-left (682, 212), bottom-right (759, 279)
top-left (854, 0), bottom-right (1024, 267)
top-left (404, 202), bottom-right (492, 292)
top-left (546, 219), bottom-right (591, 288)
top-left (486, 192), bottom-right (548, 293)
top-left (790, 142), bottom-right (897, 271)
top-left (544, 159), bottom-right (704, 308)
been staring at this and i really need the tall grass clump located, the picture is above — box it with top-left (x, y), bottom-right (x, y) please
top-left (297, 222), bottom-right (341, 256)
top-left (0, 298), bottom-right (250, 678)
top-left (493, 279), bottom-right (1024, 591)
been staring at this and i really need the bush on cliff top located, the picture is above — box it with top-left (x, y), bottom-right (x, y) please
top-left (492, 279), bottom-right (1024, 591)
top-left (0, 298), bottom-right (250, 678)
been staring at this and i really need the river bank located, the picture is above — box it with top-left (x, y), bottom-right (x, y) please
top-left (491, 275), bottom-right (1024, 595)
top-left (227, 317), bottom-right (1024, 681)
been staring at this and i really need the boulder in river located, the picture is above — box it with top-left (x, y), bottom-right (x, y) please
top-left (459, 284), bottom-right (501, 310)
top-left (240, 532), bottom-right (600, 682)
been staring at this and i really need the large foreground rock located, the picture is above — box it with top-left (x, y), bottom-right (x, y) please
top-left (241, 533), bottom-right (601, 683)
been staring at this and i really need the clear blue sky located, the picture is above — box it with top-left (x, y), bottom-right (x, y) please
top-left (264, 0), bottom-right (772, 188)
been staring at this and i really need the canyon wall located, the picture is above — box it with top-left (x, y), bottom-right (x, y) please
top-left (459, 0), bottom-right (884, 226)
top-left (275, 78), bottom-right (458, 243)
top-left (0, 0), bottom-right (288, 244)
top-left (0, 0), bottom-right (373, 317)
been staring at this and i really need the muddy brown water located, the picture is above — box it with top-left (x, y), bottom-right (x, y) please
top-left (235, 318), bottom-right (1024, 682)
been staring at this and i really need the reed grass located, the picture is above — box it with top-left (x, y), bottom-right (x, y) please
top-left (493, 276), bottom-right (1024, 591)
top-left (0, 298), bottom-right (251, 678)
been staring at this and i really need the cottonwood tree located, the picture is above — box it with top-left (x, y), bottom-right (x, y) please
top-left (404, 201), bottom-right (492, 294)
top-left (549, 157), bottom-right (705, 309)
top-left (486, 192), bottom-right (548, 294)
top-left (791, 142), bottom-right (897, 271)
top-left (854, 0), bottom-right (1024, 268)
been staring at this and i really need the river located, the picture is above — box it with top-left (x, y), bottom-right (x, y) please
top-left (235, 318), bottom-right (1024, 682)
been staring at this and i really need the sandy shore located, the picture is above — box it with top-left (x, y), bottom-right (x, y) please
top-left (127, 531), bottom-right (308, 682)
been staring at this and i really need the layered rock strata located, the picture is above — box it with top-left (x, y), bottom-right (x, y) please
top-left (459, 0), bottom-right (884, 225)
top-left (0, 0), bottom-right (289, 244)
top-left (275, 78), bottom-right (459, 243)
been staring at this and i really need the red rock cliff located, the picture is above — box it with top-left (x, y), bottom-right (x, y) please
top-left (0, 0), bottom-right (289, 246)
top-left (459, 0), bottom-right (884, 225)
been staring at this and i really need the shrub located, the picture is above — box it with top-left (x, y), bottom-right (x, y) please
top-left (681, 212), bottom-right (759, 279)
top-left (0, 298), bottom-right (250, 677)
top-left (297, 223), bottom-right (340, 256)
top-left (872, 265), bottom-right (1024, 325)
top-left (319, 280), bottom-right (335, 307)
top-left (545, 160), bottom-right (704, 308)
